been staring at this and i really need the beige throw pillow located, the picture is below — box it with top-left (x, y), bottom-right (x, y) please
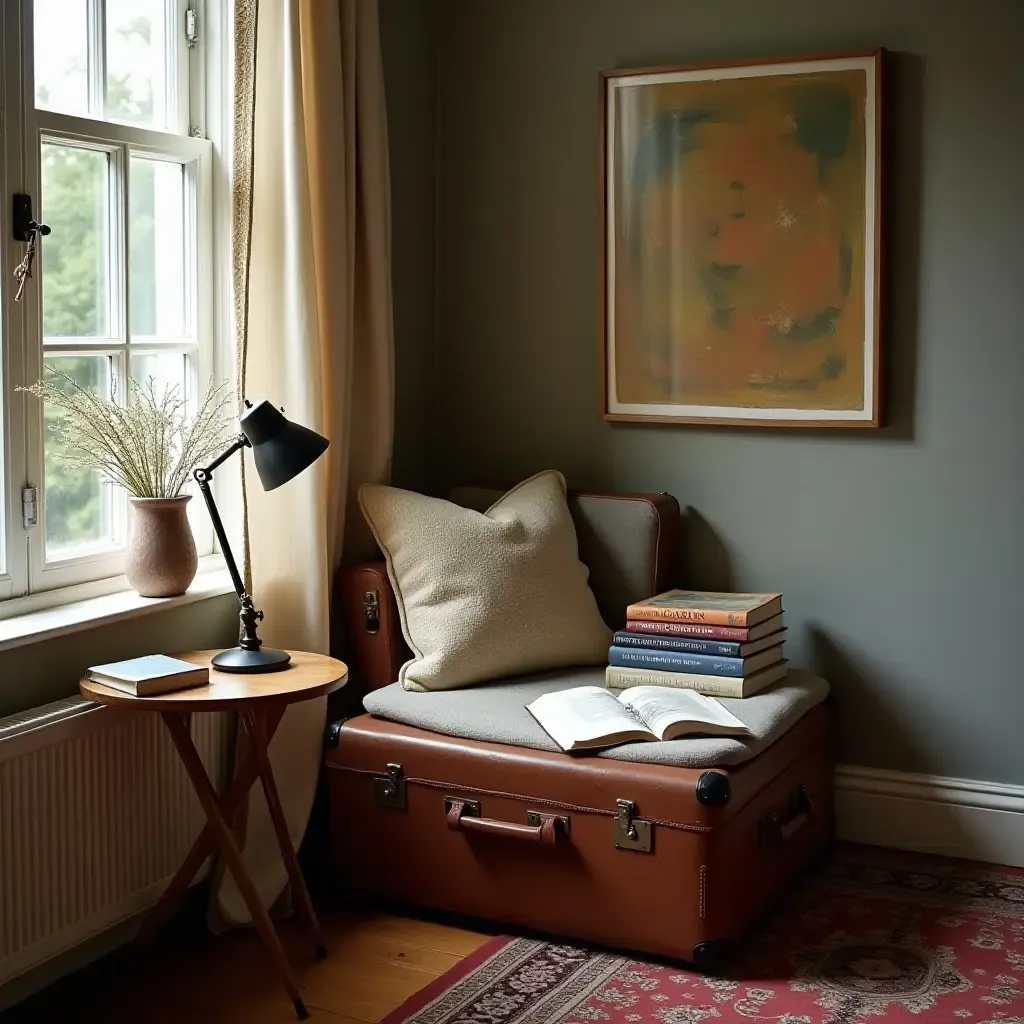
top-left (358, 470), bottom-right (611, 691)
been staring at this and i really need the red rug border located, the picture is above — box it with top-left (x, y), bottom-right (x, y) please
top-left (379, 934), bottom-right (515, 1024)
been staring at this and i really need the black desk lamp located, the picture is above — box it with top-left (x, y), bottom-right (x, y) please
top-left (194, 398), bottom-right (329, 673)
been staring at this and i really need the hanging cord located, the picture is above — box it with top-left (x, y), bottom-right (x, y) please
top-left (13, 221), bottom-right (50, 302)
top-left (13, 232), bottom-right (38, 302)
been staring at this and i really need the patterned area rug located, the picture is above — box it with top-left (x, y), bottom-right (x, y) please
top-left (382, 849), bottom-right (1024, 1024)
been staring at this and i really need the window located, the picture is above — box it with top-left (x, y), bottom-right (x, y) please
top-left (1, 1), bottom-right (216, 598)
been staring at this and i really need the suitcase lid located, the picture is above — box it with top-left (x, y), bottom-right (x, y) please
top-left (327, 700), bottom-right (828, 830)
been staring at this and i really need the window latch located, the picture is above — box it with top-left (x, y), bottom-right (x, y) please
top-left (22, 487), bottom-right (38, 530)
top-left (185, 7), bottom-right (198, 48)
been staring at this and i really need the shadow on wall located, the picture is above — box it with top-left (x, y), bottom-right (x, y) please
top-left (806, 627), bottom-right (923, 767)
top-left (678, 506), bottom-right (734, 591)
top-left (878, 50), bottom-right (925, 443)
top-left (808, 626), bottom-right (975, 854)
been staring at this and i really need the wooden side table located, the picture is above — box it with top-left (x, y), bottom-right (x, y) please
top-left (80, 649), bottom-right (348, 1019)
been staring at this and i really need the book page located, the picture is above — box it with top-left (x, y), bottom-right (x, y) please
top-left (618, 686), bottom-right (748, 740)
top-left (527, 687), bottom-right (653, 751)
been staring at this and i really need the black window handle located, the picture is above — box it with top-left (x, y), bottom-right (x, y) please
top-left (12, 193), bottom-right (50, 242)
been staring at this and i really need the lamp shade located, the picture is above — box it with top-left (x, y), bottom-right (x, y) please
top-left (239, 399), bottom-right (329, 492)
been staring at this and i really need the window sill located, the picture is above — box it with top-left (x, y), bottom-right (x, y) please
top-left (0, 560), bottom-right (235, 653)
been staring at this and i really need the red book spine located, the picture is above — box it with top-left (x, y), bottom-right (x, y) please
top-left (625, 619), bottom-right (753, 641)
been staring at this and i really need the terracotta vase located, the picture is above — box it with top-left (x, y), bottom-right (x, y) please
top-left (126, 496), bottom-right (198, 598)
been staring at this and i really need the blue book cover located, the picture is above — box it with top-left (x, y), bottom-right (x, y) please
top-left (608, 645), bottom-right (783, 678)
top-left (612, 630), bottom-right (745, 657)
top-left (88, 654), bottom-right (204, 682)
top-left (86, 654), bottom-right (208, 696)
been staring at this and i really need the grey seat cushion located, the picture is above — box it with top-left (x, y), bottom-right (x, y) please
top-left (362, 668), bottom-right (829, 768)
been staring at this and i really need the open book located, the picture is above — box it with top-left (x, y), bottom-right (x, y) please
top-left (526, 685), bottom-right (750, 753)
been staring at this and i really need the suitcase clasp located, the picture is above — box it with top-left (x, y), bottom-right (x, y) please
top-left (614, 798), bottom-right (652, 852)
top-left (363, 590), bottom-right (380, 634)
top-left (373, 762), bottom-right (406, 810)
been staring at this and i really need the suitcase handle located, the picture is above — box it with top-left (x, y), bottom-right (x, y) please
top-left (759, 784), bottom-right (813, 846)
top-left (445, 797), bottom-right (568, 845)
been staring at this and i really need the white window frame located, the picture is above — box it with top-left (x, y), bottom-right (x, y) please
top-left (0, 0), bottom-right (219, 599)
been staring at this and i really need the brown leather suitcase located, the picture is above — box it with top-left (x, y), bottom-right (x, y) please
top-left (325, 704), bottom-right (831, 966)
top-left (326, 487), bottom-right (831, 964)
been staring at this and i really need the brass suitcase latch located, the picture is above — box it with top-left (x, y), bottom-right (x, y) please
top-left (363, 590), bottom-right (380, 634)
top-left (614, 798), bottom-right (652, 852)
top-left (373, 763), bottom-right (406, 810)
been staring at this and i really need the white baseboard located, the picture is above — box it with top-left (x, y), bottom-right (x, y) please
top-left (835, 763), bottom-right (1024, 868)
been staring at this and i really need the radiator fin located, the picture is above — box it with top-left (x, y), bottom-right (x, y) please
top-left (0, 704), bottom-right (233, 987)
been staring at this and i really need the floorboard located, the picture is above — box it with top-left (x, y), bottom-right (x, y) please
top-left (4, 903), bottom-right (491, 1023)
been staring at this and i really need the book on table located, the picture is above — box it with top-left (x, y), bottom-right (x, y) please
top-left (627, 590), bottom-right (782, 627)
top-left (526, 685), bottom-right (750, 753)
top-left (605, 661), bottom-right (788, 698)
top-left (85, 655), bottom-right (209, 697)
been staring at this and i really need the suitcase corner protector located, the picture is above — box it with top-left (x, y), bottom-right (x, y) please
top-left (696, 770), bottom-right (731, 806)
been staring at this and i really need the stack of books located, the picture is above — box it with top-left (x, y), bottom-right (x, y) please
top-left (605, 590), bottom-right (787, 697)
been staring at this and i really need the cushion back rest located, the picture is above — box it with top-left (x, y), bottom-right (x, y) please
top-left (448, 488), bottom-right (679, 628)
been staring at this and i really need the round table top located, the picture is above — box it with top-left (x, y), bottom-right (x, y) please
top-left (79, 650), bottom-right (349, 712)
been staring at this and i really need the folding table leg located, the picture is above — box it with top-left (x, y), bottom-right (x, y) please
top-left (163, 712), bottom-right (309, 1020)
top-left (137, 706), bottom-right (287, 946)
top-left (245, 708), bottom-right (327, 958)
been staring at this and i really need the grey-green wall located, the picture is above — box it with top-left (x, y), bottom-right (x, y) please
top-left (0, 596), bottom-right (238, 719)
top-left (382, 0), bottom-right (1024, 784)
top-left (381, 0), bottom-right (439, 495)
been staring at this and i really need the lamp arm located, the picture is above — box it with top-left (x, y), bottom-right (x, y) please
top-left (193, 434), bottom-right (249, 602)
top-left (197, 433), bottom-right (250, 477)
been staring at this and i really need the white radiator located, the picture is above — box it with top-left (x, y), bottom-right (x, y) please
top-left (0, 697), bottom-right (234, 990)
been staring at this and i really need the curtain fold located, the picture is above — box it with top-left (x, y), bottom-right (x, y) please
top-left (217, 0), bottom-right (393, 925)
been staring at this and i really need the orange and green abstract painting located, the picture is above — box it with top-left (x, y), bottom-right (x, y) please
top-left (608, 58), bottom-right (878, 422)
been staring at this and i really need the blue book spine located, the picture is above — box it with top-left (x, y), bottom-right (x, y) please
top-left (611, 631), bottom-right (743, 657)
top-left (608, 646), bottom-right (747, 677)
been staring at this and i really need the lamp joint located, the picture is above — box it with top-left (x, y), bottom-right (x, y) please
top-left (238, 595), bottom-right (266, 651)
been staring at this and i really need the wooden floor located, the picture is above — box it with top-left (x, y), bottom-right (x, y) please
top-left (6, 903), bottom-right (494, 1023)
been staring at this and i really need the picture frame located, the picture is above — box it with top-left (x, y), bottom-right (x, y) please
top-left (600, 50), bottom-right (883, 428)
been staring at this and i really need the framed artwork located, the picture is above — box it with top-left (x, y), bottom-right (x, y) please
top-left (600, 50), bottom-right (883, 427)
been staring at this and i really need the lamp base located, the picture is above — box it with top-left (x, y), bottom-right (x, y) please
top-left (212, 646), bottom-right (291, 673)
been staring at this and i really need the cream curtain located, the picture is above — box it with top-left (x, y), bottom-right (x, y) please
top-left (217, 0), bottom-right (393, 924)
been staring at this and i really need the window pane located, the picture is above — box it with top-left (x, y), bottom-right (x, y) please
top-left (130, 353), bottom-right (205, 541)
top-left (130, 159), bottom-right (185, 338)
top-left (106, 0), bottom-right (169, 129)
top-left (44, 357), bottom-right (119, 558)
top-left (41, 145), bottom-right (111, 339)
top-left (131, 351), bottom-right (186, 404)
top-left (34, 0), bottom-right (90, 116)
